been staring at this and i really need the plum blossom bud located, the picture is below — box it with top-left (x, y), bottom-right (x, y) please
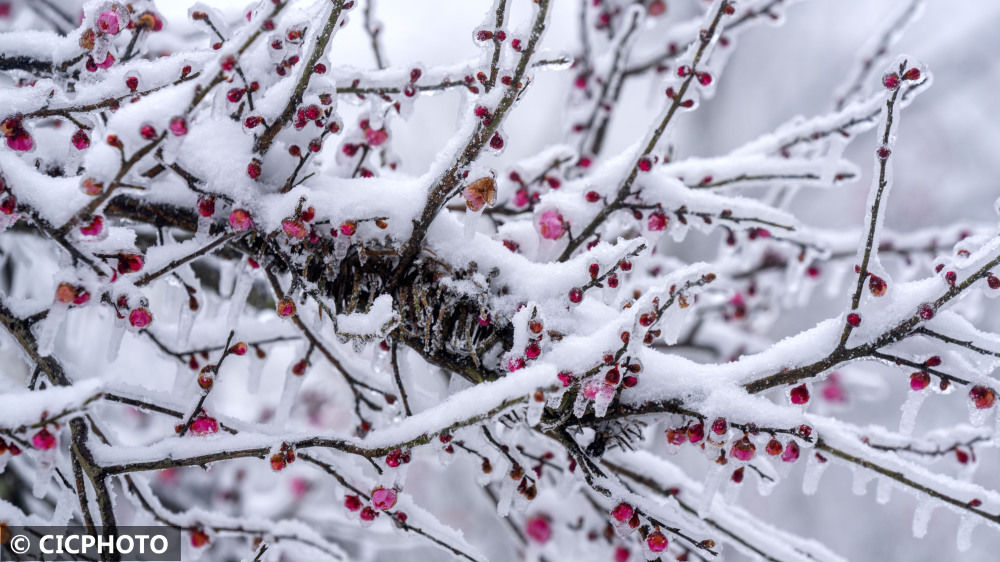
top-left (282, 218), bottom-right (308, 239)
top-left (538, 210), bottom-right (565, 240)
top-left (129, 308), bottom-right (153, 328)
top-left (463, 177), bottom-right (496, 212)
top-left (97, 10), bottom-right (121, 35)
top-left (371, 487), bottom-right (397, 510)
top-left (32, 428), bottom-right (56, 450)
top-left (189, 416), bottom-right (219, 435)
top-left (276, 297), bottom-right (297, 317)
top-left (228, 209), bottom-right (253, 231)
top-left (525, 515), bottom-right (551, 543)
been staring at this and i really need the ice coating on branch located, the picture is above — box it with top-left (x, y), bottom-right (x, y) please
top-left (898, 390), bottom-right (927, 436)
top-left (957, 516), bottom-right (977, 552)
top-left (801, 452), bottom-right (829, 496)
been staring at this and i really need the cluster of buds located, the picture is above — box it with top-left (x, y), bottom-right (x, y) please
top-left (2, 116), bottom-right (32, 152)
top-left (55, 283), bottom-right (91, 306)
top-left (882, 66), bottom-right (922, 90)
top-left (666, 417), bottom-right (803, 476)
top-left (282, 205), bottom-right (316, 240)
top-left (523, 311), bottom-right (547, 363)
top-left (0, 437), bottom-right (23, 457)
top-left (270, 442), bottom-right (296, 471)
top-left (384, 447), bottom-right (412, 468)
top-left (504, 462), bottom-right (539, 502)
top-left (402, 67), bottom-right (422, 97)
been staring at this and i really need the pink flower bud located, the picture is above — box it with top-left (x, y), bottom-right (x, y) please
top-left (168, 116), bottom-right (188, 136)
top-left (129, 308), bottom-right (153, 328)
top-left (71, 129), bottom-right (90, 150)
top-left (970, 386), bottom-right (995, 409)
top-left (647, 531), bottom-right (668, 553)
top-left (611, 503), bottom-right (633, 523)
top-left (96, 53), bottom-right (115, 69)
top-left (228, 209), bottom-right (253, 231)
top-left (276, 297), bottom-right (296, 317)
top-left (910, 371), bottom-right (930, 391)
top-left (365, 127), bottom-right (388, 146)
top-left (80, 215), bottom-right (104, 236)
top-left (538, 210), bottom-right (565, 240)
top-left (781, 440), bottom-right (800, 463)
top-left (32, 428), bottom-right (57, 450)
top-left (197, 196), bottom-right (215, 217)
top-left (97, 10), bottom-right (121, 34)
top-left (6, 129), bottom-right (33, 151)
top-left (282, 218), bottom-right (307, 239)
top-left (789, 384), bottom-right (809, 405)
top-left (344, 495), bottom-right (362, 511)
top-left (730, 436), bottom-right (755, 461)
top-left (647, 212), bottom-right (667, 231)
top-left (371, 487), bottom-right (397, 510)
top-left (525, 516), bottom-right (551, 543)
top-left (189, 416), bottom-right (219, 435)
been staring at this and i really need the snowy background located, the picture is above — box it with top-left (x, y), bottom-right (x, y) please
top-left (3, 0), bottom-right (1000, 560)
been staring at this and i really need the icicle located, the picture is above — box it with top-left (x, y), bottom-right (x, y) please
top-left (592, 384), bottom-right (616, 418)
top-left (801, 454), bottom-right (829, 496)
top-left (36, 304), bottom-right (68, 357)
top-left (464, 208), bottom-right (484, 239)
top-left (106, 319), bottom-right (126, 362)
top-left (825, 261), bottom-right (851, 299)
top-left (171, 360), bottom-right (189, 396)
top-left (496, 474), bottom-right (515, 517)
top-left (723, 475), bottom-right (742, 504)
top-left (572, 390), bottom-right (589, 418)
top-left (783, 256), bottom-right (809, 304)
top-left (247, 354), bottom-right (265, 393)
top-left (876, 477), bottom-right (893, 504)
top-left (756, 472), bottom-right (777, 497)
top-left (275, 368), bottom-right (306, 423)
top-left (956, 516), bottom-right (977, 552)
top-left (697, 465), bottom-right (725, 518)
top-left (669, 221), bottom-right (689, 243)
top-left (227, 265), bottom-right (253, 328)
top-left (526, 397), bottom-right (544, 426)
top-left (754, 459), bottom-right (778, 497)
top-left (656, 303), bottom-right (686, 345)
top-left (334, 234), bottom-right (350, 260)
top-left (851, 466), bottom-right (873, 496)
top-left (33, 450), bottom-right (56, 498)
top-left (176, 301), bottom-right (196, 348)
top-left (911, 499), bottom-right (934, 538)
top-left (217, 258), bottom-right (234, 295)
top-left (898, 390), bottom-right (927, 436)
top-left (196, 215), bottom-right (213, 242)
